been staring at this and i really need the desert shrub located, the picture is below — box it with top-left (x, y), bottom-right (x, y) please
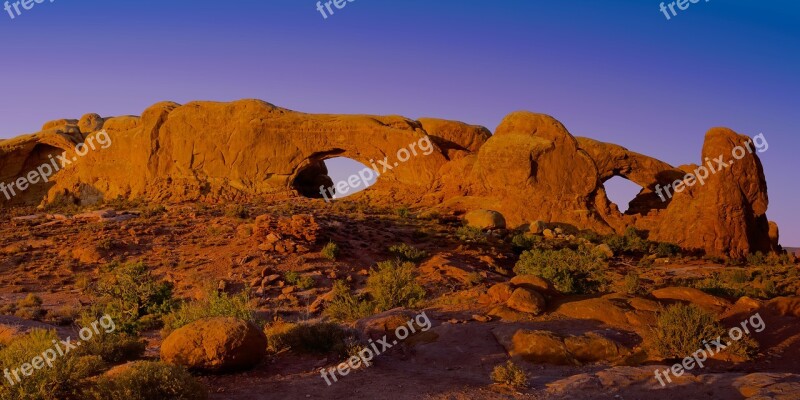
top-left (747, 251), bottom-right (767, 266)
top-left (577, 230), bottom-right (603, 244)
top-left (139, 204), bottom-right (167, 218)
top-left (604, 227), bottom-right (649, 254)
top-left (95, 237), bottom-right (116, 253)
top-left (321, 241), bottom-right (340, 261)
top-left (388, 243), bottom-right (428, 262)
top-left (284, 271), bottom-right (315, 290)
top-left (455, 226), bottom-right (486, 243)
top-left (395, 206), bottom-right (411, 218)
top-left (325, 281), bottom-right (375, 322)
top-left (654, 242), bottom-right (682, 258)
top-left (225, 204), bottom-right (249, 219)
top-left (71, 312), bottom-right (145, 364)
top-left (265, 321), bottom-right (355, 356)
top-left (491, 360), bottom-right (529, 389)
top-left (651, 303), bottom-right (723, 358)
top-left (93, 262), bottom-right (176, 334)
top-left (91, 361), bottom-right (208, 400)
top-left (367, 260), bottom-right (426, 312)
top-left (511, 233), bottom-right (539, 252)
top-left (514, 247), bottom-right (607, 294)
top-left (727, 269), bottom-right (750, 284)
top-left (0, 329), bottom-right (105, 400)
top-left (13, 294), bottom-right (45, 321)
top-left (163, 289), bottom-right (257, 334)
top-left (624, 272), bottom-right (641, 295)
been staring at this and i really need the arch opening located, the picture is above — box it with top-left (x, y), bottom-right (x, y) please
top-left (291, 156), bottom-right (377, 200)
top-left (603, 175), bottom-right (643, 214)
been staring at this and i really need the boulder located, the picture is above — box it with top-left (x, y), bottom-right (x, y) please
top-left (486, 283), bottom-right (514, 303)
top-left (160, 317), bottom-right (267, 372)
top-left (564, 332), bottom-right (630, 363)
top-left (493, 328), bottom-right (578, 365)
top-left (506, 288), bottom-right (546, 315)
top-left (529, 220), bottom-right (547, 234)
top-left (651, 287), bottom-right (731, 313)
top-left (464, 209), bottom-right (506, 230)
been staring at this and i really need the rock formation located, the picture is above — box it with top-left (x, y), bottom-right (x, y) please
top-left (0, 99), bottom-right (777, 258)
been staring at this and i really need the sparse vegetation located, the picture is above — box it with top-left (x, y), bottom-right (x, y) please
top-left (456, 226), bottom-right (486, 243)
top-left (491, 360), bottom-right (529, 389)
top-left (264, 320), bottom-right (356, 356)
top-left (225, 204), bottom-right (250, 219)
top-left (651, 303), bottom-right (723, 358)
top-left (0, 329), bottom-right (105, 400)
top-left (388, 243), bottom-right (428, 262)
top-left (93, 261), bottom-right (176, 334)
top-left (13, 294), bottom-right (46, 321)
top-left (284, 271), bottom-right (315, 290)
top-left (624, 272), bottom-right (641, 294)
top-left (321, 241), bottom-right (340, 261)
top-left (367, 259), bottom-right (426, 312)
top-left (325, 281), bottom-right (374, 322)
top-left (91, 361), bottom-right (208, 400)
top-left (163, 289), bottom-right (256, 334)
top-left (514, 247), bottom-right (608, 294)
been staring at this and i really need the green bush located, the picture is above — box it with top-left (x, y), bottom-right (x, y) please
top-left (388, 243), bottom-right (428, 262)
top-left (654, 242), bottom-right (682, 258)
top-left (163, 289), bottom-right (256, 335)
top-left (225, 204), bottom-right (249, 219)
top-left (321, 241), bottom-right (339, 261)
top-left (511, 233), bottom-right (539, 252)
top-left (651, 303), bottom-right (722, 358)
top-left (265, 321), bottom-right (355, 356)
top-left (13, 294), bottom-right (46, 321)
top-left (624, 272), bottom-right (641, 295)
top-left (367, 260), bottom-right (426, 312)
top-left (490, 360), bottom-right (529, 389)
top-left (0, 329), bottom-right (105, 400)
top-left (395, 206), bottom-right (411, 219)
top-left (604, 227), bottom-right (649, 254)
top-left (325, 281), bottom-right (374, 322)
top-left (71, 312), bottom-right (145, 364)
top-left (93, 261), bottom-right (176, 334)
top-left (284, 271), bottom-right (316, 290)
top-left (91, 361), bottom-right (208, 400)
top-left (139, 204), bottom-right (167, 219)
top-left (455, 226), bottom-right (486, 243)
top-left (513, 247), bottom-right (607, 294)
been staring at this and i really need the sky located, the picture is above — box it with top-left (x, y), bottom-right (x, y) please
top-left (0, 0), bottom-right (798, 245)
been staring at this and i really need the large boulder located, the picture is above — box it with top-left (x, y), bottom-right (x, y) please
top-left (506, 287), bottom-right (546, 315)
top-left (160, 317), bottom-right (267, 372)
top-left (463, 209), bottom-right (506, 230)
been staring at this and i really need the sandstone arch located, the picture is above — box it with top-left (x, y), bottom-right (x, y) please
top-left (0, 100), bottom-right (776, 258)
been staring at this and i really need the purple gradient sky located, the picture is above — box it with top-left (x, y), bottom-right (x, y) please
top-left (1, 0), bottom-right (798, 245)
